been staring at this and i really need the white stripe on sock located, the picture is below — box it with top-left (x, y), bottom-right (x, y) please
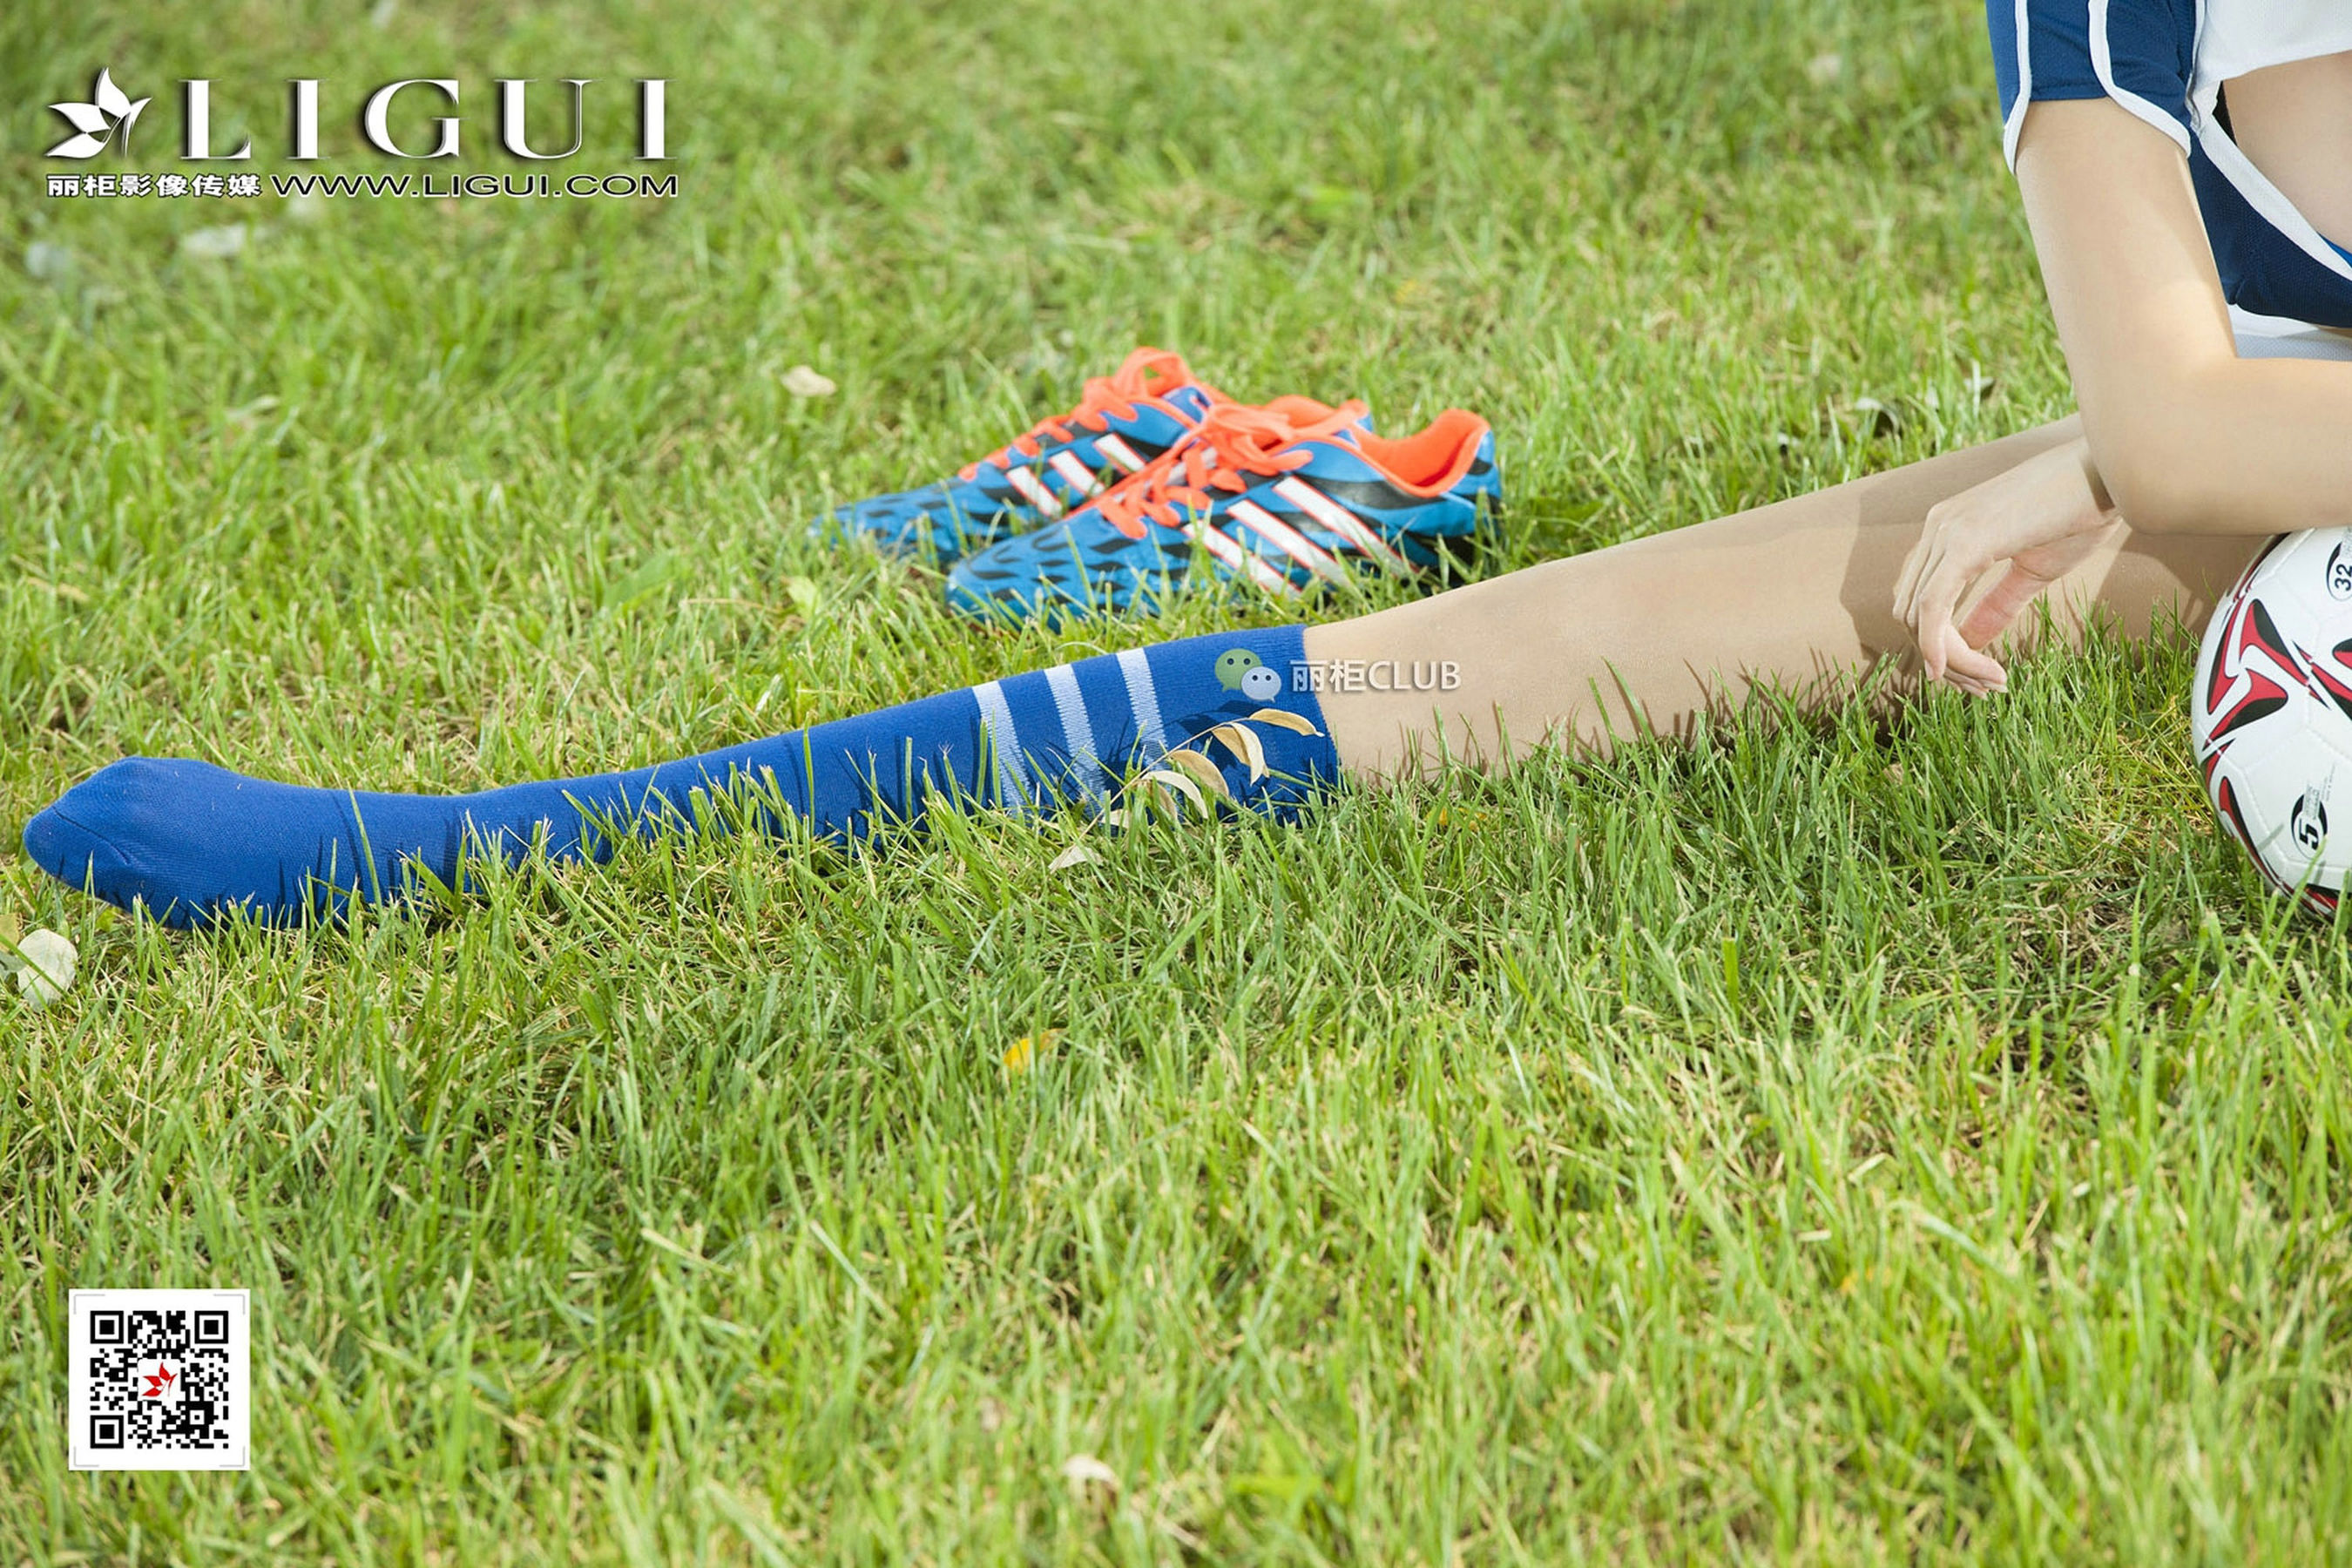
top-left (1044, 664), bottom-right (1109, 803)
top-left (1227, 499), bottom-right (1351, 586)
top-left (1094, 433), bottom-right (1147, 473)
top-left (1273, 476), bottom-right (1415, 576)
top-left (1003, 464), bottom-right (1065, 518)
top-left (1116, 648), bottom-right (1167, 765)
top-left (970, 679), bottom-right (1033, 812)
top-left (1048, 450), bottom-right (1106, 498)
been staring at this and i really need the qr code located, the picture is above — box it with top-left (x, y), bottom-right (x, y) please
top-left (68, 1289), bottom-right (250, 1470)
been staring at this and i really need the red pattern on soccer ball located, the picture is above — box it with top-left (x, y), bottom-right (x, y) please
top-left (2203, 596), bottom-right (2300, 744)
top-left (2294, 638), bottom-right (2352, 724)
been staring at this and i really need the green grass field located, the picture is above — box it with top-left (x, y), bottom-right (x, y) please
top-left (9, 0), bottom-right (2352, 1560)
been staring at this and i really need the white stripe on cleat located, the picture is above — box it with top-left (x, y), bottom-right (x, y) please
top-left (1227, 500), bottom-right (1351, 587)
top-left (1185, 521), bottom-right (1300, 598)
top-left (1272, 477), bottom-right (1415, 576)
top-left (1004, 464), bottom-right (1065, 518)
top-left (1047, 450), bottom-right (1107, 498)
top-left (1093, 434), bottom-right (1147, 474)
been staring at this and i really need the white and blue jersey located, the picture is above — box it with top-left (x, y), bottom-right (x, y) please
top-left (1989, 0), bottom-right (2352, 329)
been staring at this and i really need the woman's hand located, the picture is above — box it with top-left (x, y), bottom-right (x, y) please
top-left (1892, 436), bottom-right (2122, 695)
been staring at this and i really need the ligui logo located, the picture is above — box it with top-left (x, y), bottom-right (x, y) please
top-left (48, 68), bottom-right (668, 161)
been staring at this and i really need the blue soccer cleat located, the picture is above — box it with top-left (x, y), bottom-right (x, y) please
top-left (817, 348), bottom-right (1227, 562)
top-left (943, 400), bottom-right (1501, 626)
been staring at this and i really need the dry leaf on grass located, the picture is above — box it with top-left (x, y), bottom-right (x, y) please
top-left (1245, 707), bottom-right (1321, 735)
top-left (1061, 1454), bottom-right (1119, 1490)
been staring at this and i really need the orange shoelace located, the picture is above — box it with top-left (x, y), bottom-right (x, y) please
top-left (956, 348), bottom-right (1193, 482)
top-left (1092, 402), bottom-right (1355, 539)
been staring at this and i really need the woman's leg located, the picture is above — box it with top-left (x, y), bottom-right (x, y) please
top-left (23, 622), bottom-right (1344, 927)
top-left (24, 415), bottom-right (2263, 927)
top-left (1307, 416), bottom-right (2267, 775)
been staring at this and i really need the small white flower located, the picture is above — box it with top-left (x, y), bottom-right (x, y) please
top-left (6, 929), bottom-right (78, 1008)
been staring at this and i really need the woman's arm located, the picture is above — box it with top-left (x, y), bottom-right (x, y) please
top-left (2015, 97), bottom-right (2352, 537)
top-left (1896, 95), bottom-right (2352, 686)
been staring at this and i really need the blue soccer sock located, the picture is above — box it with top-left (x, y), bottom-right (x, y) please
top-left (23, 625), bottom-right (1341, 928)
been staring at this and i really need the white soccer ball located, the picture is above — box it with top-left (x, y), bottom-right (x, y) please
top-left (2191, 530), bottom-right (2352, 915)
